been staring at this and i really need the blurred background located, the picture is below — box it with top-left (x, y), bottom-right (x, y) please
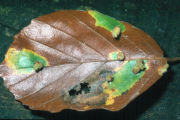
top-left (0, 0), bottom-right (179, 119)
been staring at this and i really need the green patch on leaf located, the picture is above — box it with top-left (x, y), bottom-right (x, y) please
top-left (5, 48), bottom-right (49, 75)
top-left (102, 60), bottom-right (148, 105)
top-left (109, 52), bottom-right (119, 60)
top-left (88, 10), bottom-right (126, 32)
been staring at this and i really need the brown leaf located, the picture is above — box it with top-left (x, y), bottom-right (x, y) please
top-left (0, 10), bottom-right (168, 113)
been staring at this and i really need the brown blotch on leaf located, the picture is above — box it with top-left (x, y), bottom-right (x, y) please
top-left (117, 52), bottom-right (125, 60)
top-left (63, 69), bottom-right (110, 105)
top-left (132, 59), bottom-right (145, 74)
top-left (33, 61), bottom-right (44, 72)
top-left (154, 60), bottom-right (158, 64)
top-left (78, 93), bottom-right (108, 105)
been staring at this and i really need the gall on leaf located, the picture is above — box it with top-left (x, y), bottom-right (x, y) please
top-left (112, 26), bottom-right (121, 38)
top-left (0, 10), bottom-right (180, 113)
top-left (33, 61), bottom-right (44, 72)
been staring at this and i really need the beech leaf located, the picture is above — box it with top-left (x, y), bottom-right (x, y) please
top-left (0, 10), bottom-right (178, 113)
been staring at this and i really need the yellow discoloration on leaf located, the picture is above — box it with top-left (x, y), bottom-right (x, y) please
top-left (5, 48), bottom-right (19, 69)
top-left (103, 60), bottom-right (149, 105)
top-left (158, 63), bottom-right (169, 76)
top-left (102, 82), bottom-right (116, 105)
top-left (5, 48), bottom-right (49, 75)
top-left (84, 105), bottom-right (89, 109)
top-left (109, 51), bottom-right (122, 60)
top-left (112, 26), bottom-right (121, 38)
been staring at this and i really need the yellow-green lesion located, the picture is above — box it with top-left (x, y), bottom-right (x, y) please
top-left (158, 63), bottom-right (169, 76)
top-left (103, 60), bottom-right (148, 105)
top-left (5, 48), bottom-right (49, 75)
top-left (109, 52), bottom-right (120, 60)
top-left (88, 10), bottom-right (126, 32)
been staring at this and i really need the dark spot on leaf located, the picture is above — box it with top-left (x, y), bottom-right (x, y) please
top-left (154, 60), bottom-right (158, 64)
top-left (64, 70), bottom-right (111, 105)
top-left (69, 82), bottom-right (90, 97)
top-left (33, 61), bottom-right (44, 72)
top-left (68, 89), bottom-right (76, 97)
top-left (112, 88), bottom-right (116, 92)
top-left (122, 90), bottom-right (128, 95)
top-left (106, 74), bottom-right (114, 82)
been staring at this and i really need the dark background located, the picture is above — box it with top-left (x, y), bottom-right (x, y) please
top-left (0, 0), bottom-right (180, 119)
